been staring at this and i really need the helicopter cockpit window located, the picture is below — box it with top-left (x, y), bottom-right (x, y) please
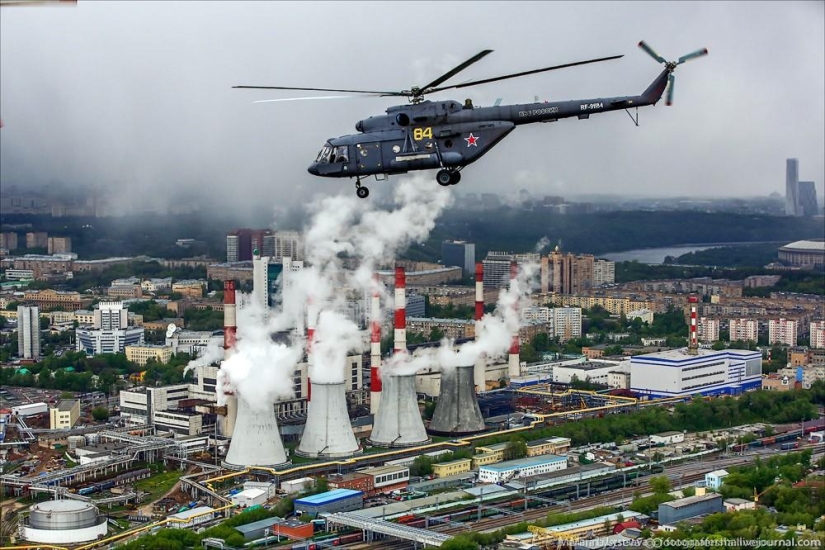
top-left (316, 145), bottom-right (332, 163)
top-left (331, 145), bottom-right (349, 163)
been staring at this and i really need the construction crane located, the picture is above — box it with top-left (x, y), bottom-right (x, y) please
top-left (527, 525), bottom-right (578, 549)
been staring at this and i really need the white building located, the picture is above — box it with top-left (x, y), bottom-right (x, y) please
top-left (627, 309), bottom-right (654, 325)
top-left (231, 488), bottom-right (268, 508)
top-left (17, 305), bottom-right (41, 360)
top-left (165, 328), bottom-right (222, 357)
top-left (168, 506), bottom-right (215, 529)
top-left (593, 259), bottom-right (615, 287)
top-left (769, 318), bottom-right (798, 346)
top-left (811, 321), bottom-right (825, 349)
top-left (520, 307), bottom-right (582, 341)
top-left (698, 318), bottom-right (720, 343)
top-left (252, 255), bottom-right (272, 321)
top-left (630, 348), bottom-right (762, 398)
top-left (650, 431), bottom-right (685, 445)
top-left (705, 469), bottom-right (728, 491)
top-left (478, 455), bottom-right (567, 484)
top-left (49, 400), bottom-right (80, 430)
top-left (553, 359), bottom-right (629, 388)
top-left (729, 318), bottom-right (758, 342)
top-left (119, 384), bottom-right (190, 427)
top-left (76, 301), bottom-right (144, 355)
top-left (141, 277), bottom-right (173, 293)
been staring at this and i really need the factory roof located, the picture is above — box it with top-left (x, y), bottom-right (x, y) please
top-left (294, 488), bottom-right (363, 506)
top-left (56, 400), bottom-right (78, 412)
top-left (546, 511), bottom-right (643, 533)
top-left (527, 436), bottom-right (571, 447)
top-left (660, 493), bottom-right (722, 510)
top-left (234, 516), bottom-right (307, 535)
top-left (479, 455), bottom-right (567, 472)
top-left (462, 485), bottom-right (509, 497)
top-left (359, 464), bottom-right (408, 476)
top-left (169, 506), bottom-right (215, 520)
top-left (631, 347), bottom-right (759, 363)
top-left (234, 488), bottom-right (266, 499)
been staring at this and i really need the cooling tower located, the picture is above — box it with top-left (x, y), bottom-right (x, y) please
top-left (223, 395), bottom-right (288, 469)
top-left (296, 381), bottom-right (361, 458)
top-left (369, 372), bottom-right (429, 447)
top-left (428, 364), bottom-right (486, 436)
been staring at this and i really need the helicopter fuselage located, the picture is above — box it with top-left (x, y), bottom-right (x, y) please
top-left (307, 69), bottom-right (669, 180)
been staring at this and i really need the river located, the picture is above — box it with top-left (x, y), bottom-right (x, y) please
top-left (600, 243), bottom-right (769, 265)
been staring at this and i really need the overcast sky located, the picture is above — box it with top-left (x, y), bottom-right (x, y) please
top-left (1, 1), bottom-right (823, 214)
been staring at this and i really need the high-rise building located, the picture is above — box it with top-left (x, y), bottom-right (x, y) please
top-left (25, 231), bottom-right (48, 249)
top-left (810, 321), bottom-right (825, 349)
top-left (593, 259), bottom-right (615, 287)
top-left (76, 302), bottom-right (144, 355)
top-left (17, 305), bottom-right (41, 360)
top-left (786, 158), bottom-right (800, 216)
top-left (768, 318), bottom-right (797, 346)
top-left (698, 317), bottom-right (720, 343)
top-left (0, 232), bottom-right (18, 251)
top-left (540, 247), bottom-right (595, 294)
top-left (47, 237), bottom-right (72, 254)
top-left (442, 240), bottom-right (476, 276)
top-left (226, 229), bottom-right (273, 262)
top-left (553, 307), bottom-right (582, 341)
top-left (272, 231), bottom-right (304, 262)
top-left (798, 181), bottom-right (819, 217)
top-left (729, 318), bottom-right (758, 342)
top-left (482, 252), bottom-right (514, 289)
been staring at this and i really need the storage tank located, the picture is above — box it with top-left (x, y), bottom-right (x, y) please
top-left (23, 500), bottom-right (108, 544)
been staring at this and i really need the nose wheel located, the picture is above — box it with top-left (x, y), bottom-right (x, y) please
top-left (436, 170), bottom-right (461, 186)
top-left (355, 179), bottom-right (370, 199)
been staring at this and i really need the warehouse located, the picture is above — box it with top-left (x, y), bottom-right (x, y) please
top-left (231, 488), bottom-right (268, 508)
top-left (234, 517), bottom-right (313, 542)
top-left (658, 493), bottom-right (723, 525)
top-left (167, 506), bottom-right (215, 529)
top-left (478, 455), bottom-right (568, 484)
top-left (294, 489), bottom-right (363, 517)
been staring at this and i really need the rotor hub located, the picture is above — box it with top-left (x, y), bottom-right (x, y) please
top-left (666, 61), bottom-right (678, 72)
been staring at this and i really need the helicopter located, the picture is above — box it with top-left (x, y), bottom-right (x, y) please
top-left (235, 41), bottom-right (707, 198)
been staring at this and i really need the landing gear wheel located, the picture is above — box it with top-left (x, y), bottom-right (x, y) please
top-left (356, 186), bottom-right (370, 199)
top-left (449, 172), bottom-right (461, 185)
top-left (436, 170), bottom-right (453, 186)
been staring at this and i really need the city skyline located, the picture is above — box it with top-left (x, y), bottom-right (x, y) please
top-left (0, 1), bottom-right (823, 217)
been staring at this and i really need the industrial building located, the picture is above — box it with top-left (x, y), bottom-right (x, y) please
top-left (20, 500), bottom-right (108, 544)
top-left (630, 348), bottom-right (762, 398)
top-left (478, 455), bottom-right (568, 483)
top-left (231, 488), bottom-right (268, 508)
top-left (168, 506), bottom-right (216, 529)
top-left (234, 517), bottom-right (313, 542)
top-left (49, 400), bottom-right (80, 430)
top-left (294, 489), bottom-right (363, 517)
top-left (658, 493), bottom-right (724, 524)
top-left (432, 458), bottom-right (473, 478)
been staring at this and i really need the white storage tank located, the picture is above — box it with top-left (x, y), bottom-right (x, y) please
top-left (23, 500), bottom-right (108, 544)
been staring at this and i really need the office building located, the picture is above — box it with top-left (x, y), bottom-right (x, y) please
top-left (769, 318), bottom-right (797, 346)
top-left (811, 321), bottom-right (825, 350)
top-left (76, 302), bottom-right (144, 355)
top-left (698, 317), bottom-right (720, 343)
top-left (630, 348), bottom-right (762, 398)
top-left (786, 158), bottom-right (800, 216)
top-left (17, 305), bottom-right (41, 360)
top-left (49, 400), bottom-right (80, 429)
top-left (541, 248), bottom-right (594, 294)
top-left (226, 229), bottom-right (272, 262)
top-left (799, 181), bottom-right (819, 217)
top-left (482, 251), bottom-right (540, 289)
top-left (442, 240), bottom-right (476, 276)
top-left (728, 318), bottom-right (758, 342)
top-left (125, 344), bottom-right (173, 366)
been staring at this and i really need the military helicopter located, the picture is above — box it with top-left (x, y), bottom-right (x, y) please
top-left (235, 41), bottom-right (707, 198)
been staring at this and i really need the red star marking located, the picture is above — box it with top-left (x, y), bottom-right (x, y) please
top-left (464, 133), bottom-right (479, 147)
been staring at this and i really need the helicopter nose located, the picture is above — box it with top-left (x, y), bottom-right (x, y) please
top-left (307, 163), bottom-right (319, 176)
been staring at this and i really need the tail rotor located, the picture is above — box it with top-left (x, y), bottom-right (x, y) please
top-left (638, 41), bottom-right (708, 105)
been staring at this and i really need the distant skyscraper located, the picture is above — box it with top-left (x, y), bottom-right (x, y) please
top-left (17, 305), bottom-right (41, 361)
top-left (785, 158), bottom-right (801, 216)
top-left (798, 181), bottom-right (818, 217)
top-left (226, 229), bottom-right (272, 262)
top-left (226, 235), bottom-right (240, 263)
top-left (442, 240), bottom-right (475, 276)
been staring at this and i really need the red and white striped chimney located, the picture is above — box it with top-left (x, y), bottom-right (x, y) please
top-left (474, 262), bottom-right (486, 392)
top-left (306, 297), bottom-right (317, 402)
top-left (688, 295), bottom-right (699, 355)
top-left (370, 274), bottom-right (382, 415)
top-left (508, 261), bottom-right (521, 379)
top-left (394, 267), bottom-right (406, 356)
top-left (223, 280), bottom-right (237, 354)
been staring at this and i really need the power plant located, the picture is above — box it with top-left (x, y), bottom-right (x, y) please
top-left (220, 280), bottom-right (238, 437)
top-left (368, 371), bottom-right (429, 447)
top-left (296, 381), bottom-right (361, 458)
top-left (370, 276), bottom-right (382, 415)
top-left (474, 262), bottom-right (486, 392)
top-left (428, 364), bottom-right (486, 436)
top-left (223, 395), bottom-right (289, 469)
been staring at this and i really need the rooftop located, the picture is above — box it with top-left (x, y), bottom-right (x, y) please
top-left (294, 488), bottom-right (362, 505)
top-left (661, 493), bottom-right (723, 510)
top-left (632, 347), bottom-right (760, 363)
top-left (56, 400), bottom-right (78, 412)
top-left (479, 455), bottom-right (567, 472)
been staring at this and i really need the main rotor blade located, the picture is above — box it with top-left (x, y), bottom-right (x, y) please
top-left (253, 95), bottom-right (380, 103)
top-left (427, 55), bottom-right (624, 94)
top-left (677, 48), bottom-right (708, 64)
top-left (418, 50), bottom-right (494, 95)
top-left (666, 73), bottom-right (676, 106)
top-left (638, 41), bottom-right (666, 64)
top-left (234, 85), bottom-right (405, 96)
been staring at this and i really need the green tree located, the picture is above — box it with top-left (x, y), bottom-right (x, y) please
top-left (650, 475), bottom-right (672, 494)
top-left (504, 437), bottom-right (528, 461)
top-left (91, 406), bottom-right (110, 422)
top-left (410, 455), bottom-right (434, 477)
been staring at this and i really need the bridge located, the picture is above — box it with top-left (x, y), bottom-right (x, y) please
top-left (325, 512), bottom-right (453, 547)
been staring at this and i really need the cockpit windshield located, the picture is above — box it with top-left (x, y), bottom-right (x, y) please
top-left (315, 144), bottom-right (349, 164)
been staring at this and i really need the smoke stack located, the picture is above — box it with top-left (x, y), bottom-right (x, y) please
top-left (223, 397), bottom-right (288, 469)
top-left (508, 261), bottom-right (520, 379)
top-left (296, 381), bottom-right (361, 458)
top-left (473, 262), bottom-right (486, 392)
top-left (688, 295), bottom-right (699, 355)
top-left (428, 365), bottom-right (486, 436)
top-left (369, 372), bottom-right (429, 447)
top-left (370, 276), bottom-right (382, 415)
top-left (306, 298), bottom-right (317, 402)
top-left (221, 280), bottom-right (238, 437)
top-left (394, 267), bottom-right (406, 356)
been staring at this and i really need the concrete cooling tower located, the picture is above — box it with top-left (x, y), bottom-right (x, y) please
top-left (427, 364), bottom-right (486, 436)
top-left (223, 395), bottom-right (288, 469)
top-left (296, 381), bottom-right (361, 458)
top-left (369, 372), bottom-right (429, 447)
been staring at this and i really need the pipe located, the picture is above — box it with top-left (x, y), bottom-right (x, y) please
top-left (688, 295), bottom-right (698, 355)
top-left (306, 297), bottom-right (317, 402)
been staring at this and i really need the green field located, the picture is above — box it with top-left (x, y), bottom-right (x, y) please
top-left (134, 470), bottom-right (184, 502)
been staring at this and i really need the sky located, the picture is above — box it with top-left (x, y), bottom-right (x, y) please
top-left (1, 1), bottom-right (823, 215)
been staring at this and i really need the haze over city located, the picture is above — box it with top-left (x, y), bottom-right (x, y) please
top-left (1, 1), bottom-right (823, 216)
